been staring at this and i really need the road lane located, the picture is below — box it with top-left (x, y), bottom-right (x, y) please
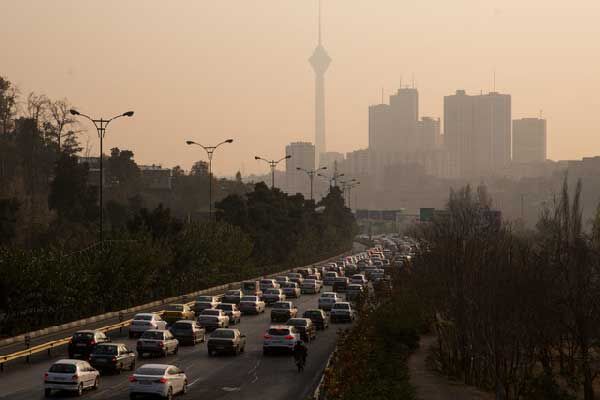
top-left (0, 286), bottom-right (352, 400)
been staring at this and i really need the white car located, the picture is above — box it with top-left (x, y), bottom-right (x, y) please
top-left (263, 325), bottom-right (300, 355)
top-left (129, 313), bottom-right (167, 338)
top-left (330, 302), bottom-right (355, 323)
top-left (323, 271), bottom-right (339, 286)
top-left (44, 359), bottom-right (99, 397)
top-left (129, 364), bottom-right (187, 399)
top-left (301, 279), bottom-right (322, 294)
top-left (318, 292), bottom-right (340, 311)
top-left (197, 309), bottom-right (230, 331)
top-left (350, 274), bottom-right (367, 286)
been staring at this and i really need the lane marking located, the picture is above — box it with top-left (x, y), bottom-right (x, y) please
top-left (222, 386), bottom-right (241, 392)
top-left (188, 377), bottom-right (202, 387)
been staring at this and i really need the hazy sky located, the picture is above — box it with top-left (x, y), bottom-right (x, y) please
top-left (2, 0), bottom-right (600, 176)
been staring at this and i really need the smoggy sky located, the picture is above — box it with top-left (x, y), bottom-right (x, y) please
top-left (2, 0), bottom-right (600, 176)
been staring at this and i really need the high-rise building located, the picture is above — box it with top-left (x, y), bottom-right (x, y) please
top-left (512, 118), bottom-right (547, 163)
top-left (285, 142), bottom-right (316, 198)
top-left (319, 151), bottom-right (344, 169)
top-left (417, 117), bottom-right (441, 151)
top-left (369, 88), bottom-right (419, 154)
top-left (309, 0), bottom-right (331, 167)
top-left (444, 90), bottom-right (511, 177)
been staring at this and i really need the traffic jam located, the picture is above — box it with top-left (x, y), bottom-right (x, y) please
top-left (43, 246), bottom-right (395, 399)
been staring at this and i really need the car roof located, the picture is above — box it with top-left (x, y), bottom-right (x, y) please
top-left (55, 359), bottom-right (83, 365)
top-left (145, 329), bottom-right (168, 333)
top-left (74, 329), bottom-right (96, 334)
top-left (138, 363), bottom-right (173, 369)
top-left (288, 318), bottom-right (311, 323)
top-left (269, 325), bottom-right (292, 329)
top-left (134, 313), bottom-right (155, 317)
top-left (334, 302), bottom-right (351, 305)
top-left (214, 328), bottom-right (237, 333)
top-left (174, 320), bottom-right (194, 324)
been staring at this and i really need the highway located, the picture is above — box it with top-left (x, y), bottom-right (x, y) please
top-left (0, 287), bottom-right (351, 400)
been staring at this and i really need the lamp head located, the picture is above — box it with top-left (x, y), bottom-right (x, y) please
top-left (225, 139), bottom-right (234, 143)
top-left (285, 155), bottom-right (291, 159)
top-left (123, 111), bottom-right (134, 117)
top-left (321, 166), bottom-right (328, 170)
top-left (186, 140), bottom-right (195, 145)
top-left (69, 109), bottom-right (80, 116)
top-left (254, 156), bottom-right (260, 160)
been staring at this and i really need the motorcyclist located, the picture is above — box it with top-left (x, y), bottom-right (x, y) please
top-left (293, 340), bottom-right (308, 367)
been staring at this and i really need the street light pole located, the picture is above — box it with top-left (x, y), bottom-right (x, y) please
top-left (296, 166), bottom-right (327, 201)
top-left (317, 172), bottom-right (344, 190)
top-left (70, 109), bottom-right (134, 245)
top-left (186, 139), bottom-right (234, 221)
top-left (255, 155), bottom-right (291, 189)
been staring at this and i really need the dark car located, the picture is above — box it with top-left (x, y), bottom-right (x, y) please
top-left (285, 318), bottom-right (317, 342)
top-left (169, 320), bottom-right (206, 345)
top-left (68, 330), bottom-right (110, 359)
top-left (302, 309), bottom-right (329, 330)
top-left (222, 289), bottom-right (243, 305)
top-left (270, 301), bottom-right (298, 323)
top-left (332, 277), bottom-right (350, 293)
top-left (207, 328), bottom-right (246, 356)
top-left (89, 343), bottom-right (136, 373)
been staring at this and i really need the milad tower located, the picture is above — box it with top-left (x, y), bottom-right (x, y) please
top-left (308, 0), bottom-right (331, 168)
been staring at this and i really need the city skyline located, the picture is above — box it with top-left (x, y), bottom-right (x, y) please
top-left (3, 1), bottom-right (600, 175)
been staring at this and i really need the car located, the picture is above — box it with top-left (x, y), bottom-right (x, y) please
top-left (207, 328), bottom-right (246, 356)
top-left (89, 343), bottom-right (136, 373)
top-left (129, 313), bottom-right (168, 338)
top-left (263, 288), bottom-right (286, 305)
top-left (302, 309), bottom-right (329, 330)
top-left (44, 359), bottom-right (99, 397)
top-left (318, 292), bottom-right (340, 311)
top-left (371, 269), bottom-right (386, 282)
top-left (68, 330), bottom-right (110, 359)
top-left (241, 280), bottom-right (263, 297)
top-left (197, 310), bottom-right (230, 331)
top-left (193, 295), bottom-right (220, 314)
top-left (301, 279), bottom-right (322, 294)
top-left (296, 267), bottom-right (313, 278)
top-left (275, 275), bottom-right (290, 285)
top-left (285, 318), bottom-right (317, 342)
top-left (162, 304), bottom-right (195, 325)
top-left (222, 289), bottom-right (243, 305)
top-left (263, 325), bottom-right (301, 355)
top-left (271, 301), bottom-right (298, 322)
top-left (332, 277), bottom-right (350, 293)
top-left (323, 271), bottom-right (339, 286)
top-left (350, 274), bottom-right (368, 286)
top-left (216, 303), bottom-right (242, 325)
top-left (345, 284), bottom-right (365, 302)
top-left (330, 302), bottom-right (355, 323)
top-left (307, 272), bottom-right (322, 281)
top-left (239, 295), bottom-right (266, 315)
top-left (169, 320), bottom-right (205, 345)
top-left (260, 279), bottom-right (280, 291)
top-left (287, 272), bottom-right (304, 285)
top-left (282, 282), bottom-right (301, 298)
top-left (129, 364), bottom-right (187, 399)
top-left (136, 329), bottom-right (179, 358)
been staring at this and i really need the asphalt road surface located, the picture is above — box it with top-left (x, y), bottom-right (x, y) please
top-left (0, 288), bottom-right (352, 400)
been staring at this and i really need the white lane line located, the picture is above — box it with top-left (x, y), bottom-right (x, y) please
top-left (188, 377), bottom-right (203, 387)
top-left (222, 386), bottom-right (241, 391)
top-left (247, 359), bottom-right (261, 375)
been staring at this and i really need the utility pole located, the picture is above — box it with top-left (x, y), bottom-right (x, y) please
top-left (297, 166), bottom-right (327, 201)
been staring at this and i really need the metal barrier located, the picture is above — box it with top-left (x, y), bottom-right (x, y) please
top-left (0, 252), bottom-right (350, 372)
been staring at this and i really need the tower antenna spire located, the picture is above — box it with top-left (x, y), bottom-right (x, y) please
top-left (318, 0), bottom-right (322, 45)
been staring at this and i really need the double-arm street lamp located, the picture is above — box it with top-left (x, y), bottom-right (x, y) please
top-left (69, 109), bottom-right (134, 244)
top-left (186, 139), bottom-right (234, 220)
top-left (254, 155), bottom-right (291, 189)
top-left (318, 171), bottom-right (344, 188)
top-left (340, 179), bottom-right (360, 208)
top-left (296, 166), bottom-right (327, 201)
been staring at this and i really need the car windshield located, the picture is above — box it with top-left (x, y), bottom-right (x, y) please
top-left (287, 319), bottom-right (307, 326)
top-left (273, 303), bottom-right (290, 309)
top-left (268, 328), bottom-right (291, 336)
top-left (134, 315), bottom-right (153, 321)
top-left (199, 315), bottom-right (218, 321)
top-left (49, 363), bottom-right (77, 373)
top-left (325, 272), bottom-right (337, 277)
top-left (261, 280), bottom-right (273, 284)
top-left (305, 311), bottom-right (322, 318)
top-left (73, 332), bottom-right (94, 340)
top-left (322, 293), bottom-right (336, 298)
top-left (226, 290), bottom-right (240, 295)
top-left (196, 296), bottom-right (213, 302)
top-left (211, 330), bottom-right (235, 339)
top-left (141, 331), bottom-right (164, 340)
top-left (166, 305), bottom-right (184, 311)
top-left (136, 367), bottom-right (166, 376)
top-left (241, 296), bottom-right (257, 302)
top-left (172, 322), bottom-right (192, 330)
top-left (217, 304), bottom-right (233, 311)
top-left (265, 289), bottom-right (280, 294)
top-left (202, 310), bottom-right (220, 316)
top-left (333, 304), bottom-right (351, 310)
top-left (93, 345), bottom-right (118, 355)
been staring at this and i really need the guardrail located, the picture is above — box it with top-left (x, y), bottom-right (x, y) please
top-left (0, 251), bottom-right (350, 372)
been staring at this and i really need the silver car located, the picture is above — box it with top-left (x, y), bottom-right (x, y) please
top-left (44, 359), bottom-right (99, 397)
top-left (318, 292), bottom-right (340, 311)
top-left (136, 329), bottom-right (179, 358)
top-left (129, 364), bottom-right (187, 399)
top-left (263, 288), bottom-right (286, 305)
top-left (263, 325), bottom-right (300, 355)
top-left (129, 313), bottom-right (167, 338)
